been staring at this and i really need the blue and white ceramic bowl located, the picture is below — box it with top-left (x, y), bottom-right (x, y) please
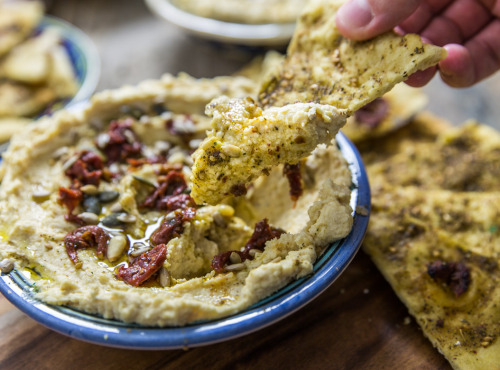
top-left (0, 132), bottom-right (369, 349)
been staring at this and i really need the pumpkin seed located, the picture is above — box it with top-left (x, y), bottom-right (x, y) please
top-left (101, 213), bottom-right (125, 227)
top-left (98, 190), bottom-right (120, 203)
top-left (152, 103), bottom-right (167, 115)
top-left (83, 196), bottom-right (101, 214)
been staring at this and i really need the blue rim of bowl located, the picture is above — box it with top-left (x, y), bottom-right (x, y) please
top-left (144, 0), bottom-right (296, 46)
top-left (38, 16), bottom-right (100, 108)
top-left (0, 131), bottom-right (370, 349)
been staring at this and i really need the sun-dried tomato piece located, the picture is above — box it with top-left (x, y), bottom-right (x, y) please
top-left (142, 170), bottom-right (188, 210)
top-left (427, 260), bottom-right (471, 297)
top-left (58, 187), bottom-right (82, 213)
top-left (99, 119), bottom-right (142, 163)
top-left (242, 218), bottom-right (285, 256)
top-left (150, 207), bottom-right (196, 246)
top-left (116, 244), bottom-right (167, 286)
top-left (283, 163), bottom-right (303, 202)
top-left (211, 219), bottom-right (285, 273)
top-left (211, 250), bottom-right (246, 274)
top-left (65, 151), bottom-right (104, 187)
top-left (150, 213), bottom-right (184, 246)
top-left (58, 186), bottom-right (85, 225)
top-left (164, 194), bottom-right (196, 212)
top-left (354, 98), bottom-right (389, 128)
top-left (64, 226), bottom-right (110, 265)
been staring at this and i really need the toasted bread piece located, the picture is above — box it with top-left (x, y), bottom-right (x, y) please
top-left (191, 0), bottom-right (446, 205)
top-left (364, 185), bottom-right (500, 370)
top-left (361, 113), bottom-right (500, 369)
top-left (258, 0), bottom-right (445, 111)
top-left (0, 81), bottom-right (55, 118)
top-left (0, 0), bottom-right (44, 57)
top-left (365, 121), bottom-right (500, 192)
top-left (0, 28), bottom-right (60, 84)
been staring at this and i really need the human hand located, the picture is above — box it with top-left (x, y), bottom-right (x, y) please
top-left (336, 0), bottom-right (500, 87)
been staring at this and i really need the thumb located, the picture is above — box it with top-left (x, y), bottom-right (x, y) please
top-left (336, 0), bottom-right (422, 41)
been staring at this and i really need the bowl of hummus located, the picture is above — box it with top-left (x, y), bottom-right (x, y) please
top-left (144, 0), bottom-right (299, 46)
top-left (0, 73), bottom-right (369, 348)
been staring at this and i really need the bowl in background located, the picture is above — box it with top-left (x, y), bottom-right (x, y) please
top-left (144, 0), bottom-right (296, 47)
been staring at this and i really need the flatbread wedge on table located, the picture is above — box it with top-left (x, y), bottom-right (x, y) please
top-left (363, 120), bottom-right (500, 192)
top-left (361, 117), bottom-right (500, 369)
top-left (190, 0), bottom-right (446, 205)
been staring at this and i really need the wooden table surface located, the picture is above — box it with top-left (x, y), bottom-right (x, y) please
top-left (1, 1), bottom-right (499, 368)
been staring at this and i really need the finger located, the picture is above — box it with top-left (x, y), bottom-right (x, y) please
top-left (419, 0), bottom-right (493, 45)
top-left (439, 20), bottom-right (500, 87)
top-left (405, 66), bottom-right (438, 87)
top-left (421, 15), bottom-right (465, 45)
top-left (438, 44), bottom-right (476, 87)
top-left (465, 19), bottom-right (500, 83)
top-left (442, 0), bottom-right (493, 39)
top-left (478, 0), bottom-right (500, 17)
top-left (336, 0), bottom-right (422, 41)
top-left (399, 0), bottom-right (454, 33)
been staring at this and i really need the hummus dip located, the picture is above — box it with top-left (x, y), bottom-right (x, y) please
top-left (0, 73), bottom-right (353, 326)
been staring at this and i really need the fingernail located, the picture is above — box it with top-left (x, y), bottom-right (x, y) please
top-left (337, 0), bottom-right (373, 28)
